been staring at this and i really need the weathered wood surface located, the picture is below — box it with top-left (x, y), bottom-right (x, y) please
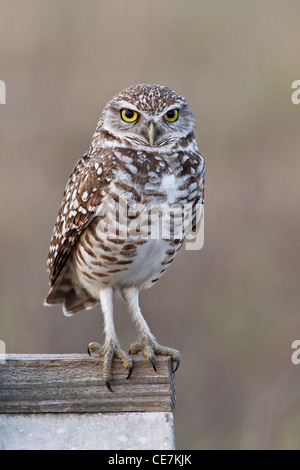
top-left (0, 354), bottom-right (176, 413)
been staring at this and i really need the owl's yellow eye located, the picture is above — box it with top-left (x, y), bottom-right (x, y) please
top-left (121, 109), bottom-right (139, 123)
top-left (163, 109), bottom-right (179, 122)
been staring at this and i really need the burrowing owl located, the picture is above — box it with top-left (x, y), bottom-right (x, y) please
top-left (44, 84), bottom-right (205, 391)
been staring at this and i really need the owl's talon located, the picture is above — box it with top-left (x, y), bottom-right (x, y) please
top-left (173, 356), bottom-right (180, 373)
top-left (149, 355), bottom-right (157, 372)
top-left (105, 379), bottom-right (113, 392)
top-left (87, 341), bottom-right (132, 389)
top-left (129, 337), bottom-right (180, 373)
top-left (126, 365), bottom-right (133, 379)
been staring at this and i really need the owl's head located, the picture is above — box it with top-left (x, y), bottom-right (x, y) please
top-left (97, 84), bottom-right (196, 152)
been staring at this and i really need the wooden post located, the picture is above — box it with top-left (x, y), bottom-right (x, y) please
top-left (0, 354), bottom-right (176, 450)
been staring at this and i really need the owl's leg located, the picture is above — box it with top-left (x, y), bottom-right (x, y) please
top-left (87, 286), bottom-right (133, 392)
top-left (122, 287), bottom-right (180, 373)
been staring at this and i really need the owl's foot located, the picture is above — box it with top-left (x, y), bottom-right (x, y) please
top-left (129, 337), bottom-right (180, 373)
top-left (87, 340), bottom-right (133, 392)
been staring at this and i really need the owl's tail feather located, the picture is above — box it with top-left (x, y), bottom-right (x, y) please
top-left (43, 269), bottom-right (97, 316)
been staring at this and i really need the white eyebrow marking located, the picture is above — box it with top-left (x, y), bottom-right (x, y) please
top-left (114, 100), bottom-right (140, 112)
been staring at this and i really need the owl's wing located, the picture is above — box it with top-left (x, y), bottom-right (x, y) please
top-left (180, 150), bottom-right (205, 236)
top-left (46, 151), bottom-right (112, 286)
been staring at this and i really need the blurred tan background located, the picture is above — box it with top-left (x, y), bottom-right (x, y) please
top-left (1, 0), bottom-right (300, 449)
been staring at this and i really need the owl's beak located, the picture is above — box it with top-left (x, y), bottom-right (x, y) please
top-left (148, 121), bottom-right (155, 146)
